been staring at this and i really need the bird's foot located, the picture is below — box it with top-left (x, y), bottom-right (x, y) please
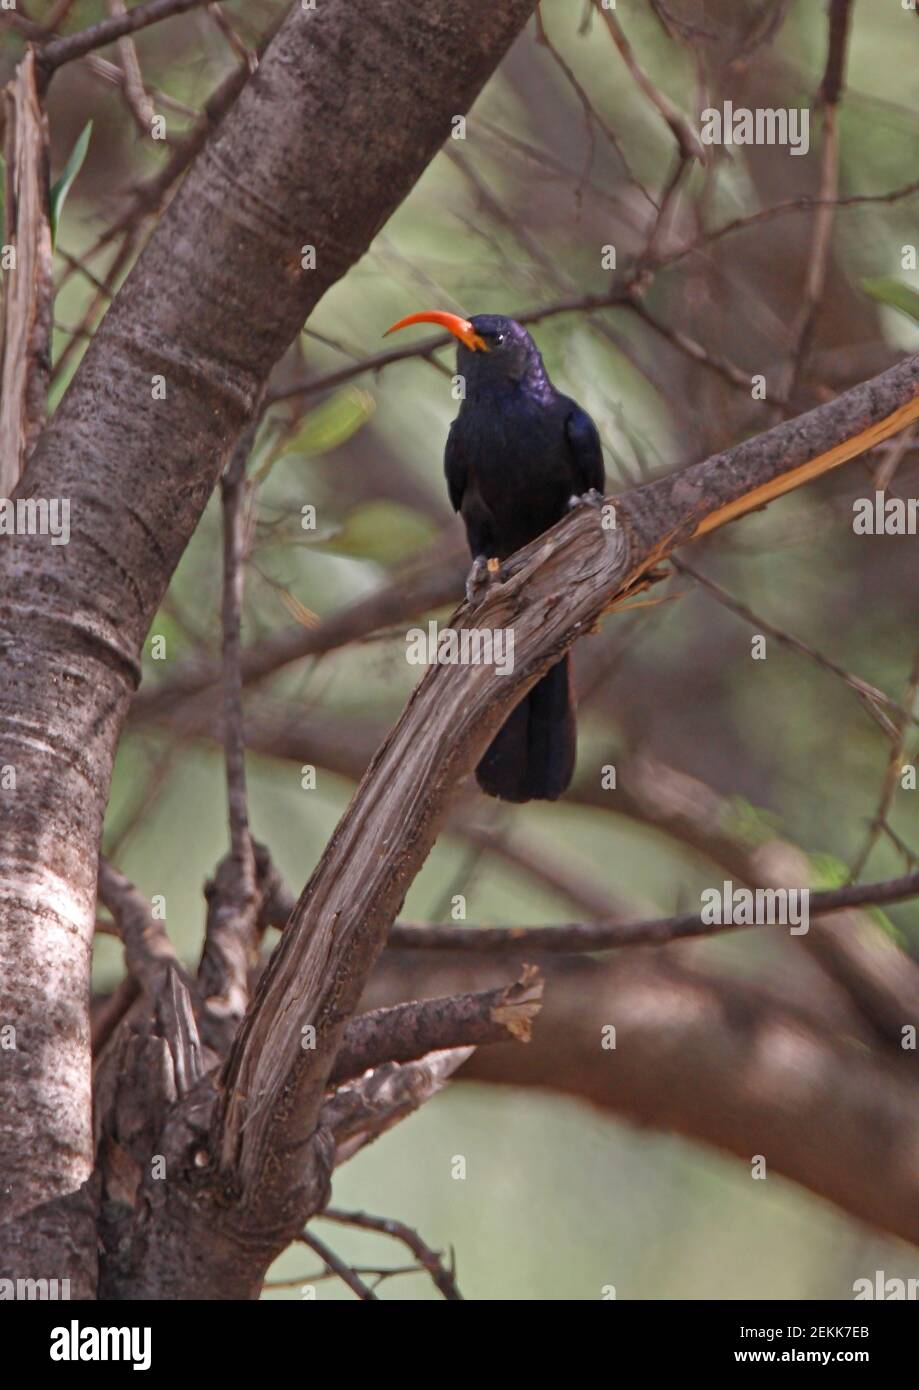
top-left (567, 488), bottom-right (604, 511)
top-left (465, 555), bottom-right (501, 606)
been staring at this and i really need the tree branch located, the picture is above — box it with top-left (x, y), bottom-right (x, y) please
top-left (321, 1047), bottom-right (477, 1168)
top-left (37, 0), bottom-right (209, 71)
top-left (330, 967), bottom-right (544, 1084)
top-left (366, 949), bottom-right (919, 1244)
top-left (196, 426), bottom-right (261, 1052)
top-left (319, 1207), bottom-right (462, 1301)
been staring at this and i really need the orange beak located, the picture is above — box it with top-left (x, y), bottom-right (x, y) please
top-left (384, 310), bottom-right (488, 352)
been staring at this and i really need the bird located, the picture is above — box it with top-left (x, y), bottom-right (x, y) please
top-left (384, 310), bottom-right (604, 803)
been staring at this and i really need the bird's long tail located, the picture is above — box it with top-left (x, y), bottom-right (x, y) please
top-left (475, 654), bottom-right (576, 802)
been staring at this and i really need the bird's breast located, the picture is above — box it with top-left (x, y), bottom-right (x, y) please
top-left (455, 399), bottom-right (574, 557)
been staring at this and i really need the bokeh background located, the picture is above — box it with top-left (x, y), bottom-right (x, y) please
top-left (4, 0), bottom-right (919, 1297)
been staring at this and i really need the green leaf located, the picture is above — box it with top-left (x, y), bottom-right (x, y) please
top-left (253, 387), bottom-right (375, 484)
top-left (861, 276), bottom-right (919, 326)
top-left (806, 852), bottom-right (849, 891)
top-left (322, 500), bottom-right (437, 564)
top-left (864, 908), bottom-right (906, 948)
top-left (806, 852), bottom-right (907, 946)
top-left (49, 120), bottom-right (92, 249)
top-left (718, 795), bottom-right (782, 850)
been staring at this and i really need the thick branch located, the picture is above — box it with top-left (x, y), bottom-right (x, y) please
top-left (330, 968), bottom-right (544, 1084)
top-left (213, 350), bottom-right (919, 1210)
top-left (365, 950), bottom-right (919, 1245)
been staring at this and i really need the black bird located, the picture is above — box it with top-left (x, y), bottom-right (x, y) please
top-left (385, 310), bottom-right (604, 803)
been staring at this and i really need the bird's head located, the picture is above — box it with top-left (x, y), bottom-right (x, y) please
top-left (384, 311), bottom-right (543, 394)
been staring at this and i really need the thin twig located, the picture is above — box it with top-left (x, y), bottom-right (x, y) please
top-left (39, 0), bottom-right (209, 70)
top-left (783, 0), bottom-right (853, 403)
top-left (849, 641), bottom-right (919, 880)
top-left (297, 1230), bottom-right (378, 1301)
top-left (592, 0), bottom-right (704, 162)
top-left (321, 1208), bottom-right (462, 1300)
top-left (105, 0), bottom-right (157, 135)
top-left (206, 3), bottom-right (258, 73)
top-left (672, 557), bottom-right (919, 736)
top-left (258, 859), bottom-right (919, 954)
top-left (534, 4), bottom-right (654, 209)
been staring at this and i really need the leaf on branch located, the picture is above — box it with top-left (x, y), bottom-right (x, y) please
top-left (49, 119), bottom-right (93, 251)
top-left (253, 386), bottom-right (374, 483)
top-left (862, 277), bottom-right (919, 327)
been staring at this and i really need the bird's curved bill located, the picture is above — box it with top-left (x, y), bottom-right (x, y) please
top-left (384, 311), bottom-right (488, 352)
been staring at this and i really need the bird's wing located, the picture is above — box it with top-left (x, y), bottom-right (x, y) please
top-left (444, 418), bottom-right (468, 513)
top-left (564, 404), bottom-right (605, 495)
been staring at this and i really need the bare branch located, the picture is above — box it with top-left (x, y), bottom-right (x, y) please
top-left (322, 1048), bottom-right (476, 1167)
top-left (97, 857), bottom-right (182, 997)
top-left (38, 0), bottom-right (210, 71)
top-left (371, 950), bottom-right (919, 1243)
top-left (672, 557), bottom-right (919, 736)
top-left (197, 426), bottom-right (261, 1051)
top-left (330, 967), bottom-right (543, 1084)
top-left (132, 546), bottom-right (468, 723)
top-left (104, 0), bottom-right (157, 135)
top-left (533, 4), bottom-right (653, 208)
top-left (660, 180), bottom-right (919, 273)
top-left (783, 0), bottom-right (854, 402)
top-left (206, 3), bottom-right (257, 73)
top-left (850, 640), bottom-right (919, 879)
top-left (592, 0), bottom-right (704, 162)
top-left (297, 1229), bottom-right (378, 1301)
top-left (381, 866), bottom-right (919, 953)
top-left (320, 1207), bottom-right (462, 1300)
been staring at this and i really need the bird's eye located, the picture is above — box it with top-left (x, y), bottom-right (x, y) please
top-left (493, 332), bottom-right (505, 346)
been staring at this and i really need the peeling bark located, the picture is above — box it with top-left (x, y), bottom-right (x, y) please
top-left (0, 51), bottom-right (52, 495)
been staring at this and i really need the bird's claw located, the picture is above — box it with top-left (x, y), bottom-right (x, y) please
top-left (465, 555), bottom-right (500, 606)
top-left (567, 488), bottom-right (604, 511)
